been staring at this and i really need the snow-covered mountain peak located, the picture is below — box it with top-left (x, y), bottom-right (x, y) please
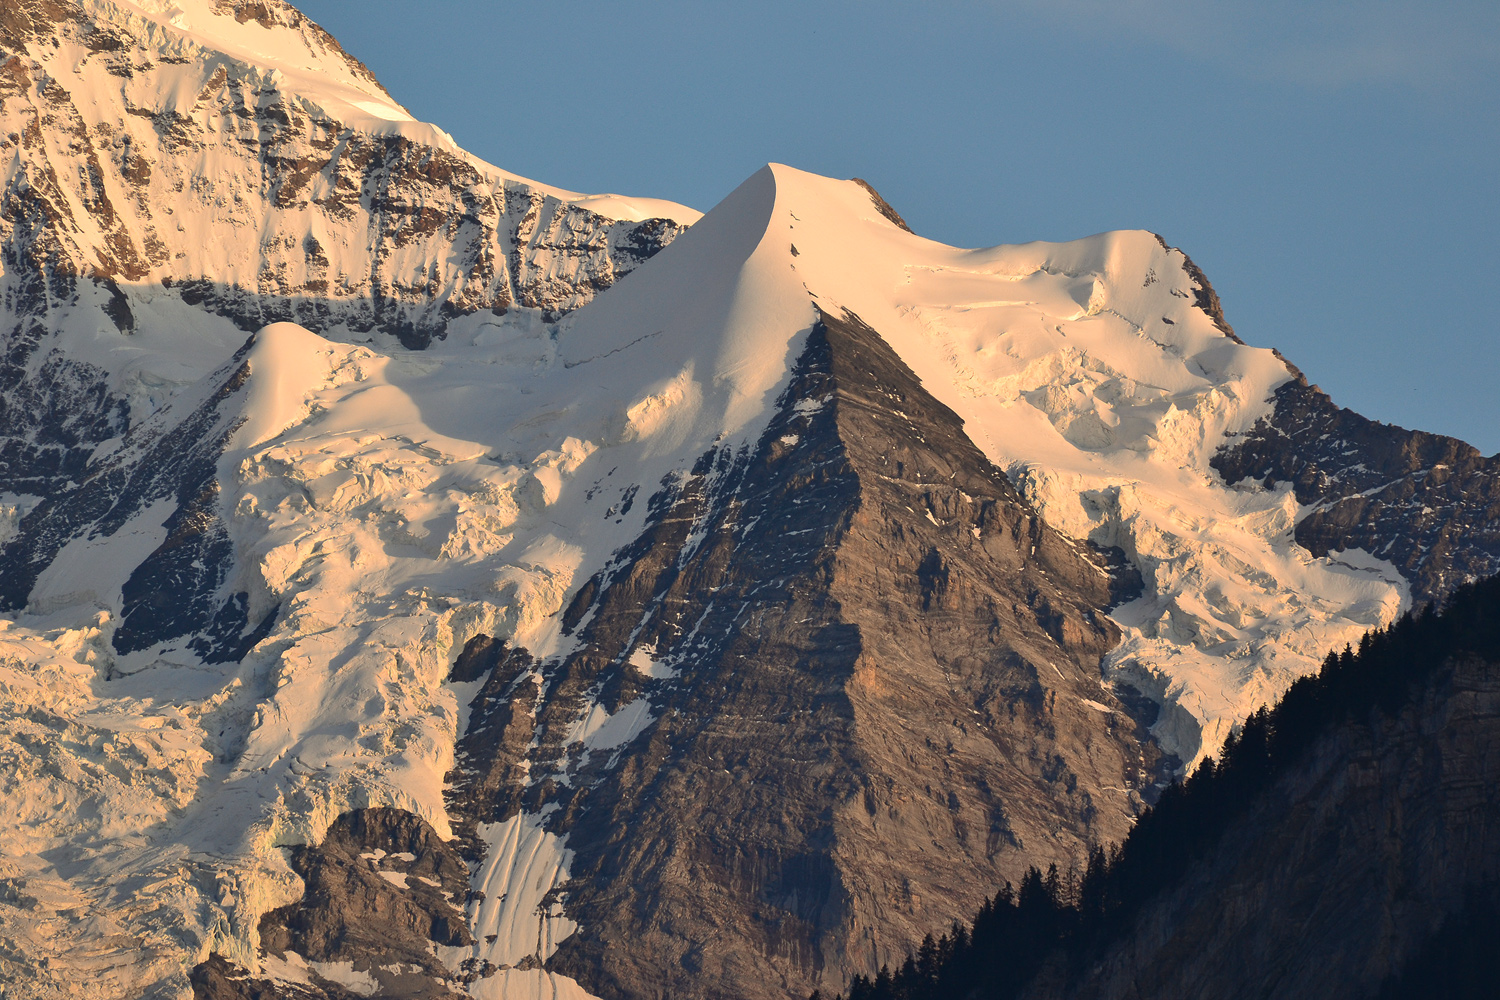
top-left (550, 162), bottom-right (1405, 762)
top-left (559, 165), bottom-right (816, 449)
top-left (91, 0), bottom-right (402, 109)
top-left (745, 165), bottom-right (1289, 462)
top-left (1, 0), bottom-right (699, 375)
top-left (12, 0), bottom-right (701, 220)
top-left (3, 12), bottom-right (1477, 988)
top-left (7, 0), bottom-right (417, 154)
top-left (408, 160), bottom-right (1402, 775)
top-left (557, 161), bottom-right (1294, 485)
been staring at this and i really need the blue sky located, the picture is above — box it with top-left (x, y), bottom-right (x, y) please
top-left (298, 1), bottom-right (1500, 454)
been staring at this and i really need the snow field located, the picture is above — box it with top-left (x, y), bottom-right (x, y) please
top-left (442, 812), bottom-right (577, 970)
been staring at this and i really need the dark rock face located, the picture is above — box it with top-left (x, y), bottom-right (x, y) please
top-left (1212, 377), bottom-right (1500, 606)
top-left (191, 953), bottom-right (364, 1000)
top-left (1018, 651), bottom-right (1500, 1000)
top-left (256, 808), bottom-right (472, 997)
top-left (1151, 233), bottom-right (1242, 344)
top-left (0, 336), bottom-right (269, 660)
top-left (1375, 879), bottom-right (1500, 998)
top-left (851, 178), bottom-right (913, 233)
top-left (0, 180), bottom-right (132, 499)
top-left (192, 809), bottom-right (472, 999)
top-left (445, 309), bottom-right (1163, 1000)
top-left (0, 332), bottom-right (129, 497)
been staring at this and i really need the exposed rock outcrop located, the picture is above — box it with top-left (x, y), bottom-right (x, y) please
top-left (256, 808), bottom-right (472, 998)
top-left (1213, 377), bottom-right (1500, 605)
top-left (0, 334), bottom-right (269, 657)
top-left (191, 953), bottom-right (359, 1000)
top-left (443, 309), bottom-right (1161, 1000)
top-left (193, 808), bottom-right (475, 999)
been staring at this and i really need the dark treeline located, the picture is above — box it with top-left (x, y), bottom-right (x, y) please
top-left (817, 573), bottom-right (1500, 1000)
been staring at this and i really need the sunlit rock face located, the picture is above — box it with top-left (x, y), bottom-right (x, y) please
top-left (445, 309), bottom-right (1160, 1000)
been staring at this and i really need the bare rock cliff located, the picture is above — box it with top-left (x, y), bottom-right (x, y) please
top-left (1212, 378), bottom-right (1500, 606)
top-left (434, 309), bottom-right (1163, 1000)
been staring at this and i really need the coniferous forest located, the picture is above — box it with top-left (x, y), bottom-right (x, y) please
top-left (821, 573), bottom-right (1500, 1000)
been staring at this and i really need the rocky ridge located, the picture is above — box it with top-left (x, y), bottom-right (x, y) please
top-left (1212, 377), bottom-right (1500, 607)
